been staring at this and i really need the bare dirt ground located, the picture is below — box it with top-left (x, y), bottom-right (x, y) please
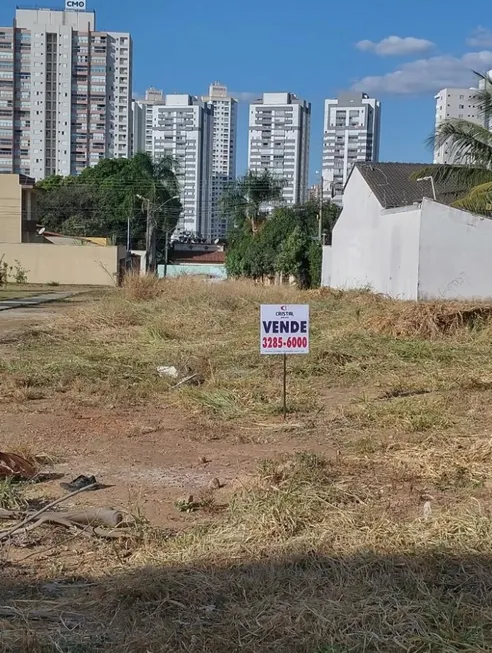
top-left (0, 298), bottom-right (346, 533)
top-left (0, 403), bottom-right (329, 530)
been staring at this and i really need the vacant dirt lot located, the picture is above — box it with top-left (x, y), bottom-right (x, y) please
top-left (0, 293), bottom-right (349, 529)
top-left (0, 401), bottom-right (341, 530)
top-left (2, 279), bottom-right (492, 652)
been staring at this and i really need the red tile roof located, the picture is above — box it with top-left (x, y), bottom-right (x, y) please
top-left (172, 250), bottom-right (225, 264)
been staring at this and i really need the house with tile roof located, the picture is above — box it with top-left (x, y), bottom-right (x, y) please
top-left (323, 162), bottom-right (492, 300)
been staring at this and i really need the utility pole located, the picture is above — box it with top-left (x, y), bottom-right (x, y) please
top-left (147, 201), bottom-right (157, 275)
top-left (163, 225), bottom-right (170, 278)
top-left (318, 176), bottom-right (324, 243)
top-left (125, 214), bottom-right (131, 272)
top-left (144, 199), bottom-right (154, 274)
top-left (139, 193), bottom-right (179, 276)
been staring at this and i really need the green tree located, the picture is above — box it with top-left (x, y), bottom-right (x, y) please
top-left (308, 239), bottom-right (323, 288)
top-left (275, 226), bottom-right (311, 287)
top-left (225, 200), bottom-right (340, 287)
top-left (293, 199), bottom-right (342, 245)
top-left (35, 182), bottom-right (98, 235)
top-left (416, 71), bottom-right (492, 215)
top-left (36, 154), bottom-right (182, 251)
top-left (222, 169), bottom-right (285, 234)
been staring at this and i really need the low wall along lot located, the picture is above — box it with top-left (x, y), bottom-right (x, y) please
top-left (0, 244), bottom-right (125, 286)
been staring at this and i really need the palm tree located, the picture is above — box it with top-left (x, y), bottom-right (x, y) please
top-left (130, 153), bottom-right (182, 271)
top-left (416, 71), bottom-right (492, 214)
top-left (222, 169), bottom-right (285, 234)
top-left (131, 152), bottom-right (180, 206)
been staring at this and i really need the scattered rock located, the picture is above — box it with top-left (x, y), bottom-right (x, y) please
top-left (140, 425), bottom-right (158, 435)
top-left (209, 478), bottom-right (221, 490)
top-left (156, 366), bottom-right (179, 379)
top-left (175, 495), bottom-right (198, 513)
top-left (198, 456), bottom-right (209, 465)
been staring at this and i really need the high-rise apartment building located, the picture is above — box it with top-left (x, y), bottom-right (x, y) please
top-left (307, 183), bottom-right (322, 202)
top-left (131, 87), bottom-right (164, 155)
top-left (434, 82), bottom-right (490, 164)
top-left (134, 93), bottom-right (214, 237)
top-left (248, 92), bottom-right (311, 206)
top-left (322, 92), bottom-right (381, 205)
top-left (0, 5), bottom-right (132, 180)
top-left (201, 83), bottom-right (237, 239)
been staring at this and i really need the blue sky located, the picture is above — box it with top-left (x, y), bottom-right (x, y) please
top-left (3, 0), bottom-right (492, 183)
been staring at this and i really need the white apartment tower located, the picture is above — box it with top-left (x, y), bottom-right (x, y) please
top-left (248, 92), bottom-right (311, 205)
top-left (0, 4), bottom-right (132, 180)
top-left (322, 92), bottom-right (381, 205)
top-left (131, 87), bottom-right (164, 155)
top-left (201, 83), bottom-right (237, 239)
top-left (134, 93), bottom-right (214, 237)
top-left (434, 79), bottom-right (491, 164)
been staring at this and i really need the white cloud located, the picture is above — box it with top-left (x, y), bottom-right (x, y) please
top-left (351, 51), bottom-right (492, 95)
top-left (356, 36), bottom-right (435, 56)
top-left (467, 26), bottom-right (492, 48)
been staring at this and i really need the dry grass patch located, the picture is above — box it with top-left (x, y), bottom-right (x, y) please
top-left (0, 279), bottom-right (325, 414)
top-left (365, 299), bottom-right (492, 338)
top-left (4, 453), bottom-right (492, 652)
top-left (0, 478), bottom-right (27, 510)
top-left (336, 392), bottom-right (456, 433)
top-left (4, 280), bottom-right (492, 432)
top-left (121, 272), bottom-right (168, 301)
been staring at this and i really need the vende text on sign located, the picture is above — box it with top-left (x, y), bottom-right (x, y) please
top-left (260, 304), bottom-right (310, 355)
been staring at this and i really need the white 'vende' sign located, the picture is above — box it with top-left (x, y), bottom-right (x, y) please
top-left (260, 304), bottom-right (310, 355)
top-left (65, 0), bottom-right (87, 10)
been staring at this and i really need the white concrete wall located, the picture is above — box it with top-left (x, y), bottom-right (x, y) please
top-left (418, 198), bottom-right (492, 300)
top-left (380, 206), bottom-right (420, 300)
top-left (331, 167), bottom-right (383, 291)
top-left (131, 250), bottom-right (146, 275)
top-left (321, 246), bottom-right (332, 287)
top-left (331, 177), bottom-right (492, 301)
top-left (330, 168), bottom-right (421, 299)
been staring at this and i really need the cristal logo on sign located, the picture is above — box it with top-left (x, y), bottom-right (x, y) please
top-left (276, 305), bottom-right (294, 318)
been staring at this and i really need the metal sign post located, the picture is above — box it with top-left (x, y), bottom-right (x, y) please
top-left (283, 353), bottom-right (287, 419)
top-left (260, 304), bottom-right (310, 419)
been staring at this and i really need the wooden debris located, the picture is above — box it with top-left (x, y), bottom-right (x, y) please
top-left (0, 452), bottom-right (36, 480)
top-left (0, 485), bottom-right (131, 542)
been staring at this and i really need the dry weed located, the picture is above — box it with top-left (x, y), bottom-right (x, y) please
top-left (3, 280), bottom-right (492, 432)
top-left (121, 272), bottom-right (167, 301)
top-left (365, 299), bottom-right (492, 338)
